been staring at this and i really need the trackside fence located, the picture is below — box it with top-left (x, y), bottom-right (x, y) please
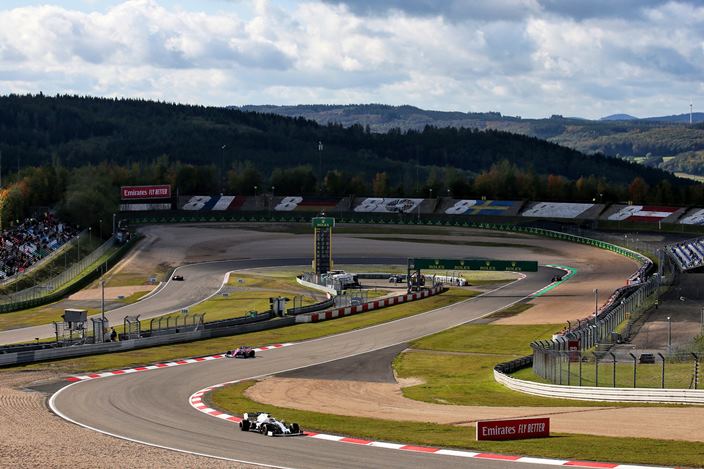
top-left (0, 236), bottom-right (137, 313)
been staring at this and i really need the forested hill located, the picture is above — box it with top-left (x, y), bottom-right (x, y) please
top-left (239, 104), bottom-right (704, 175)
top-left (0, 94), bottom-right (679, 188)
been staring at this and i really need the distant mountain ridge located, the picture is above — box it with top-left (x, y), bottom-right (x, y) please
top-left (601, 112), bottom-right (704, 123)
top-left (600, 114), bottom-right (638, 121)
top-left (236, 104), bottom-right (704, 175)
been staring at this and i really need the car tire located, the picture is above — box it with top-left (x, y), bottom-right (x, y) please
top-left (259, 423), bottom-right (267, 435)
top-left (249, 351), bottom-right (255, 358)
top-left (240, 420), bottom-right (250, 431)
top-left (291, 423), bottom-right (300, 434)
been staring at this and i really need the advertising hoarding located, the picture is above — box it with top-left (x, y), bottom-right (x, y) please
top-left (121, 185), bottom-right (171, 200)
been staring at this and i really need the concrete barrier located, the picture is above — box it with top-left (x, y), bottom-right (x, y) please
top-left (295, 285), bottom-right (444, 324)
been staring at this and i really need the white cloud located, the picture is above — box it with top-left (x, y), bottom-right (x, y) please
top-left (0, 0), bottom-right (702, 118)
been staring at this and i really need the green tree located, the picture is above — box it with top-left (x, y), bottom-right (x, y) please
top-left (372, 172), bottom-right (388, 196)
top-left (628, 177), bottom-right (649, 204)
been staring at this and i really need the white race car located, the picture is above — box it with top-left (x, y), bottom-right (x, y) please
top-left (239, 412), bottom-right (302, 437)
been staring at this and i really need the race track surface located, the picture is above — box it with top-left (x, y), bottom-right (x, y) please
top-left (18, 225), bottom-right (641, 468)
top-left (52, 267), bottom-right (557, 469)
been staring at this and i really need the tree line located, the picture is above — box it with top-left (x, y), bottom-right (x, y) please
top-left (0, 94), bottom-right (700, 231)
top-left (1, 158), bottom-right (702, 237)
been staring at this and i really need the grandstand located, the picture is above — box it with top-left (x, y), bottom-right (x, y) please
top-left (667, 237), bottom-right (704, 271)
top-left (0, 214), bottom-right (75, 280)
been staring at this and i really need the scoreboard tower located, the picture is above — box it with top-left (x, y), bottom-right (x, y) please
top-left (312, 216), bottom-right (335, 275)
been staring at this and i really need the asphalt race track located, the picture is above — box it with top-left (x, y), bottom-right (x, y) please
top-left (41, 227), bottom-right (636, 468)
top-left (51, 264), bottom-right (559, 469)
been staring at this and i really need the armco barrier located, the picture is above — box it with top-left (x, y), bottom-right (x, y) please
top-left (494, 368), bottom-right (704, 404)
top-left (295, 285), bottom-right (444, 323)
top-left (287, 297), bottom-right (335, 316)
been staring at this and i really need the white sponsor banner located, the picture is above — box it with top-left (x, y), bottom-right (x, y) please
top-left (522, 202), bottom-right (593, 219)
top-left (354, 198), bottom-right (423, 213)
top-left (681, 209), bottom-right (704, 225)
top-left (608, 205), bottom-right (675, 221)
top-left (275, 196), bottom-right (303, 211)
top-left (212, 196), bottom-right (235, 210)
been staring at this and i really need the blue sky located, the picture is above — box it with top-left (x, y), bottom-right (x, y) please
top-left (0, 0), bottom-right (702, 119)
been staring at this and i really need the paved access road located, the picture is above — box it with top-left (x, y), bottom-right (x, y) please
top-left (52, 265), bottom-right (561, 469)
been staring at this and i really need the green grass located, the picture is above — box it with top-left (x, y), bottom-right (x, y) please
top-left (116, 291), bottom-right (151, 304)
top-left (227, 272), bottom-right (311, 290)
top-left (102, 273), bottom-right (154, 288)
top-left (0, 303), bottom-right (99, 331)
top-left (410, 323), bottom-right (560, 355)
top-left (211, 381), bottom-right (704, 468)
top-left (396, 351), bottom-right (620, 407)
top-left (12, 288), bottom-right (477, 373)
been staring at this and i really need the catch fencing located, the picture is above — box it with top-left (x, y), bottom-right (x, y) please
top-left (529, 350), bottom-right (702, 390)
top-left (529, 232), bottom-right (681, 385)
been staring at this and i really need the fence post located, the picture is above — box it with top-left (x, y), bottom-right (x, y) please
top-left (579, 352), bottom-right (583, 386)
top-left (594, 353), bottom-right (599, 387)
top-left (692, 352), bottom-right (699, 390)
top-left (658, 352), bottom-right (665, 388)
top-left (610, 352), bottom-right (616, 387)
top-left (629, 352), bottom-right (637, 388)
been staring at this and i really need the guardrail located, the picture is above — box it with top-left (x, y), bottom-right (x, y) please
top-left (287, 297), bottom-right (335, 316)
top-left (494, 368), bottom-right (704, 404)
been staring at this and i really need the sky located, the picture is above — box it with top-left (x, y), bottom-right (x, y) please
top-left (0, 0), bottom-right (702, 119)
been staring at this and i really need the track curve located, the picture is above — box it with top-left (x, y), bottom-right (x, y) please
top-left (44, 226), bottom-right (641, 468)
top-left (52, 266), bottom-right (556, 469)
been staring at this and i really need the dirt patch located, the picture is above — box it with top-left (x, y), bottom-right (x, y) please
top-left (246, 377), bottom-right (704, 442)
top-left (0, 371), bottom-right (258, 468)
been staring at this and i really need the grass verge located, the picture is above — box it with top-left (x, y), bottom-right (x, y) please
top-left (210, 380), bottom-right (704, 468)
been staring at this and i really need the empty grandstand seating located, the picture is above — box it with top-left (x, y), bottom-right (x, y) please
top-left (667, 237), bottom-right (704, 271)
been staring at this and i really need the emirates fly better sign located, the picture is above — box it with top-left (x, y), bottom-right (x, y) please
top-left (477, 417), bottom-right (550, 441)
top-left (121, 185), bottom-right (171, 200)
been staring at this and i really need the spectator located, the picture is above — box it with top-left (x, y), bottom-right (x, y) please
top-left (0, 213), bottom-right (75, 280)
top-left (110, 327), bottom-right (117, 342)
